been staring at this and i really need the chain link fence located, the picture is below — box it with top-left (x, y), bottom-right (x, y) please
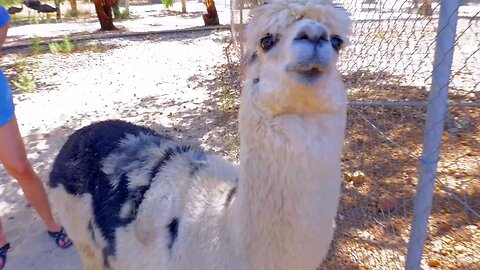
top-left (230, 0), bottom-right (479, 269)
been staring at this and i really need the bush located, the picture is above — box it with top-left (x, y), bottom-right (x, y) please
top-left (48, 42), bottom-right (61, 53)
top-left (31, 36), bottom-right (43, 54)
top-left (162, 0), bottom-right (174, 9)
top-left (12, 61), bottom-right (36, 93)
top-left (62, 35), bottom-right (73, 52)
top-left (48, 36), bottom-right (75, 53)
top-left (113, 5), bottom-right (130, 20)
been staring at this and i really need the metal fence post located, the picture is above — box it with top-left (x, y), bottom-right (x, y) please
top-left (405, 1), bottom-right (461, 269)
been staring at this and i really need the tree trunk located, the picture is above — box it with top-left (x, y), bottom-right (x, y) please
top-left (419, 0), bottom-right (433, 16)
top-left (54, 0), bottom-right (61, 19)
top-left (203, 0), bottom-right (219, 26)
top-left (93, 0), bottom-right (117, 31)
top-left (68, 0), bottom-right (78, 17)
top-left (125, 0), bottom-right (130, 13)
top-left (181, 0), bottom-right (187, 13)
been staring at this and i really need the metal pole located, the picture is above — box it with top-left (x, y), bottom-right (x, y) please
top-left (405, 1), bottom-right (460, 269)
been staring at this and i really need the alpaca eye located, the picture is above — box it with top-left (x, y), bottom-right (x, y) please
top-left (260, 34), bottom-right (276, 52)
top-left (330, 36), bottom-right (343, 52)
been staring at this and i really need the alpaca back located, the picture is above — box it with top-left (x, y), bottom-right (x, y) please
top-left (49, 120), bottom-right (227, 269)
top-left (50, 120), bottom-right (169, 194)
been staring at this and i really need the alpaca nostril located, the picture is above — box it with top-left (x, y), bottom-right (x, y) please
top-left (295, 34), bottom-right (310, 41)
top-left (294, 24), bottom-right (329, 45)
top-left (316, 35), bottom-right (329, 44)
top-left (294, 32), bottom-right (328, 45)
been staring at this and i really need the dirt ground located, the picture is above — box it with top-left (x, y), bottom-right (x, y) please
top-left (0, 28), bottom-right (236, 270)
top-left (0, 1), bottom-right (479, 270)
top-left (4, 2), bottom-right (232, 47)
top-left (0, 2), bottom-right (236, 269)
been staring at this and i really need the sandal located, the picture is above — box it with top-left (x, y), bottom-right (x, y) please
top-left (47, 227), bottom-right (72, 249)
top-left (0, 243), bottom-right (10, 270)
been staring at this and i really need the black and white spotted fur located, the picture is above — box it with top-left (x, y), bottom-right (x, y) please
top-left (49, 120), bottom-right (238, 269)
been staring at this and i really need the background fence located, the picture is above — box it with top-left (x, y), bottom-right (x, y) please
top-left (231, 0), bottom-right (479, 269)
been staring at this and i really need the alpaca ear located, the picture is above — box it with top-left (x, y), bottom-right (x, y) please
top-left (133, 216), bottom-right (155, 246)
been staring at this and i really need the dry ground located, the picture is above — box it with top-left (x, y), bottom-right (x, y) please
top-left (0, 29), bottom-right (235, 270)
top-left (0, 9), bottom-right (478, 270)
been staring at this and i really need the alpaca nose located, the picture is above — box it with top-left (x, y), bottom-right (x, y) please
top-left (294, 22), bottom-right (329, 45)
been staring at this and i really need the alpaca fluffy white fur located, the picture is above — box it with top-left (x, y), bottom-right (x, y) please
top-left (49, 1), bottom-right (352, 269)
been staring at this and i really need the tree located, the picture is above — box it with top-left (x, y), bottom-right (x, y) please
top-left (203, 0), bottom-right (219, 26)
top-left (181, 0), bottom-right (186, 13)
top-left (0, 0), bottom-right (17, 7)
top-left (93, 0), bottom-right (118, 30)
top-left (54, 0), bottom-right (65, 19)
top-left (410, 0), bottom-right (432, 16)
top-left (418, 0), bottom-right (433, 16)
top-left (162, 0), bottom-right (173, 9)
top-left (69, 0), bottom-right (78, 17)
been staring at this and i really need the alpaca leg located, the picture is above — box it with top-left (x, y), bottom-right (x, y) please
top-left (76, 242), bottom-right (107, 270)
top-left (49, 188), bottom-right (106, 268)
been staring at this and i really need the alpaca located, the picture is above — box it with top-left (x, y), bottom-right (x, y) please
top-left (48, 1), bottom-right (352, 269)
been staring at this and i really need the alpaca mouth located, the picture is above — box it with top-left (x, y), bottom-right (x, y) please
top-left (287, 64), bottom-right (324, 79)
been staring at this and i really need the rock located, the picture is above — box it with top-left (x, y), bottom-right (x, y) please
top-left (345, 198), bottom-right (358, 208)
top-left (440, 249), bottom-right (449, 256)
top-left (392, 223), bottom-right (403, 233)
top-left (377, 197), bottom-right (397, 213)
top-left (427, 259), bottom-right (440, 267)
top-left (344, 171), bottom-right (368, 186)
top-left (454, 245), bottom-right (466, 254)
top-left (405, 177), bottom-right (414, 185)
top-left (438, 223), bottom-right (451, 233)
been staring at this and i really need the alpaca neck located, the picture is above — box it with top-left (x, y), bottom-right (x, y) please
top-left (230, 102), bottom-right (346, 269)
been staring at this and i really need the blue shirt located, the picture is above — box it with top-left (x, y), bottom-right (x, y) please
top-left (0, 5), bottom-right (9, 26)
top-left (0, 5), bottom-right (14, 127)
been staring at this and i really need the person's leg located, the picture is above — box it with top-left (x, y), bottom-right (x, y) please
top-left (0, 116), bottom-right (61, 233)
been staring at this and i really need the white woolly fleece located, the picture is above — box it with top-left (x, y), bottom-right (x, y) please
top-left (245, 0), bottom-right (352, 54)
top-left (51, 1), bottom-right (352, 269)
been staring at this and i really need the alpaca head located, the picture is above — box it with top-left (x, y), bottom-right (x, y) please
top-left (242, 0), bottom-right (352, 116)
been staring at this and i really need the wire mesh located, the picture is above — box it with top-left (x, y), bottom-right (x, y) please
top-left (228, 0), bottom-right (479, 269)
